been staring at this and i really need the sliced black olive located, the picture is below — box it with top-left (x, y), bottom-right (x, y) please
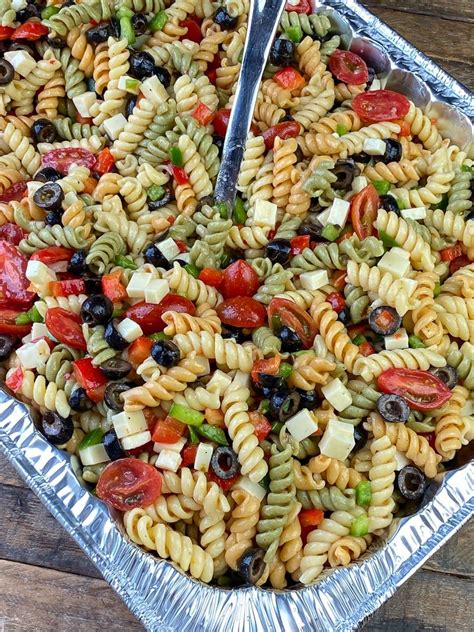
top-left (80, 294), bottom-right (113, 326)
top-left (368, 305), bottom-right (401, 336)
top-left (212, 135), bottom-right (224, 157)
top-left (397, 465), bottom-right (426, 500)
top-left (257, 373), bottom-right (285, 390)
top-left (265, 238), bottom-right (292, 265)
top-left (104, 319), bottom-right (129, 351)
top-left (129, 51), bottom-right (155, 79)
top-left (86, 22), bottom-right (110, 44)
top-left (31, 119), bottom-right (57, 144)
top-left (0, 334), bottom-right (16, 360)
top-left (381, 139), bottom-right (402, 164)
top-left (297, 388), bottom-right (319, 410)
top-left (33, 182), bottom-right (64, 211)
top-left (46, 210), bottom-right (62, 226)
top-left (109, 17), bottom-right (120, 39)
top-left (68, 249), bottom-right (87, 275)
top-left (86, 77), bottom-right (97, 94)
top-left (428, 365), bottom-right (458, 389)
top-left (0, 59), bottom-right (14, 85)
top-left (83, 273), bottom-right (102, 295)
top-left (376, 394), bottom-right (410, 423)
top-left (153, 65), bottom-right (171, 88)
top-left (278, 325), bottom-right (303, 352)
top-left (270, 38), bottom-right (295, 67)
top-left (238, 548), bottom-right (266, 585)
top-left (40, 411), bottom-right (74, 445)
top-left (331, 159), bottom-right (359, 190)
top-left (213, 7), bottom-right (238, 29)
top-left (34, 167), bottom-right (62, 182)
top-left (100, 358), bottom-right (132, 380)
top-left (282, 114), bottom-right (294, 122)
top-left (9, 42), bottom-right (36, 57)
top-left (337, 307), bottom-right (351, 325)
top-left (353, 425), bottom-right (369, 452)
top-left (46, 36), bottom-right (66, 49)
top-left (210, 446), bottom-right (240, 479)
top-left (366, 66), bottom-right (376, 88)
top-left (148, 186), bottom-right (172, 209)
top-left (104, 382), bottom-right (133, 411)
top-left (16, 3), bottom-right (40, 21)
top-left (103, 429), bottom-right (125, 460)
top-left (68, 387), bottom-right (94, 412)
top-left (466, 209), bottom-right (474, 222)
top-left (221, 325), bottom-right (246, 344)
top-left (143, 242), bottom-right (172, 268)
top-left (269, 389), bottom-right (300, 422)
top-left (379, 194), bottom-right (400, 215)
top-left (297, 214), bottom-right (324, 239)
top-left (126, 96), bottom-right (137, 118)
top-left (131, 13), bottom-right (148, 35)
top-left (351, 151), bottom-right (371, 164)
top-left (151, 340), bottom-right (181, 368)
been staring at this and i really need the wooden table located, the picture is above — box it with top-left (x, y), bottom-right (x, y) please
top-left (1, 1), bottom-right (473, 630)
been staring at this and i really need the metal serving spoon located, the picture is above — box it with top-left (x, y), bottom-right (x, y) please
top-left (213, 0), bottom-right (288, 207)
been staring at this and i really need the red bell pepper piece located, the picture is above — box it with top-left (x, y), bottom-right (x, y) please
top-left (51, 279), bottom-right (85, 297)
top-left (102, 270), bottom-right (128, 303)
top-left (273, 67), bottom-right (305, 91)
top-left (192, 101), bottom-right (214, 125)
top-left (95, 147), bottom-right (115, 175)
top-left (73, 358), bottom-right (108, 402)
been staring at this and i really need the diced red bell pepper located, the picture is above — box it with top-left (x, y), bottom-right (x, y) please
top-left (31, 246), bottom-right (73, 265)
top-left (192, 101), bottom-right (214, 126)
top-left (290, 235), bottom-right (310, 255)
top-left (174, 239), bottom-right (187, 253)
top-left (359, 341), bottom-right (376, 356)
top-left (0, 26), bottom-right (14, 41)
top-left (73, 358), bottom-right (108, 402)
top-left (102, 270), bottom-right (127, 303)
top-left (199, 267), bottom-right (224, 288)
top-left (450, 254), bottom-right (470, 275)
top-left (273, 67), bottom-right (305, 91)
top-left (12, 22), bottom-right (48, 40)
top-left (179, 16), bottom-right (202, 43)
top-left (206, 68), bottom-right (217, 84)
top-left (326, 291), bottom-right (346, 314)
top-left (249, 411), bottom-right (272, 442)
top-left (152, 416), bottom-right (187, 444)
top-left (332, 270), bottom-right (347, 291)
top-left (171, 165), bottom-right (189, 185)
top-left (299, 508), bottom-right (324, 528)
top-left (51, 279), bottom-right (85, 297)
top-left (127, 336), bottom-right (153, 366)
top-left (440, 243), bottom-right (463, 262)
top-left (94, 147), bottom-right (115, 175)
top-left (181, 444), bottom-right (198, 467)
top-left (207, 469), bottom-right (240, 491)
top-left (251, 356), bottom-right (281, 383)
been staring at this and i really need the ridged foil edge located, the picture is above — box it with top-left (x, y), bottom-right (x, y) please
top-left (1, 2), bottom-right (473, 630)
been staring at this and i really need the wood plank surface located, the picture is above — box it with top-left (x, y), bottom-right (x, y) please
top-left (364, 0), bottom-right (474, 22)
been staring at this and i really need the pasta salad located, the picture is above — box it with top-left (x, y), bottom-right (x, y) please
top-left (0, 0), bottom-right (473, 589)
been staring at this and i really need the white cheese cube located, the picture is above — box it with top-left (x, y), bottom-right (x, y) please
top-left (141, 75), bottom-right (168, 106)
top-left (11, 0), bottom-right (27, 10)
top-left (318, 418), bottom-right (355, 461)
top-left (206, 370), bottom-right (232, 396)
top-left (321, 378), bottom-right (352, 412)
top-left (26, 260), bottom-right (56, 285)
top-left (103, 113), bottom-right (127, 141)
top-left (174, 251), bottom-right (191, 263)
top-left (194, 443), bottom-right (213, 472)
top-left (31, 323), bottom-right (50, 340)
top-left (79, 443), bottom-right (111, 466)
top-left (155, 448), bottom-right (182, 472)
top-left (116, 317), bottom-right (143, 343)
top-left (316, 207), bottom-right (332, 226)
top-left (117, 74), bottom-right (141, 94)
top-left (399, 278), bottom-right (418, 297)
top-left (394, 450), bottom-right (411, 470)
top-left (157, 238), bottom-right (180, 262)
top-left (112, 410), bottom-right (147, 439)
top-left (16, 339), bottom-right (51, 370)
top-left (299, 269), bottom-right (329, 291)
top-left (352, 176), bottom-right (368, 193)
top-left (126, 272), bottom-right (154, 298)
top-left (144, 279), bottom-right (170, 304)
top-left (327, 198), bottom-right (351, 228)
top-left (384, 328), bottom-right (409, 351)
top-left (285, 408), bottom-right (318, 442)
top-left (363, 138), bottom-right (386, 156)
top-left (377, 247), bottom-right (411, 279)
top-left (27, 181), bottom-right (43, 197)
top-left (400, 206), bottom-right (427, 221)
top-left (233, 475), bottom-right (266, 502)
top-left (253, 199), bottom-right (278, 228)
top-left (121, 430), bottom-right (152, 451)
top-left (72, 92), bottom-right (96, 118)
top-left (4, 50), bottom-right (36, 77)
top-left (369, 78), bottom-right (383, 91)
top-left (153, 437), bottom-right (186, 454)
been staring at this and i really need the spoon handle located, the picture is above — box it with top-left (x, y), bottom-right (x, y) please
top-left (213, 0), bottom-right (288, 207)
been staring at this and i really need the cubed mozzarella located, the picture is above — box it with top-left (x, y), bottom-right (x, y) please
top-left (194, 443), bottom-right (213, 472)
top-left (316, 207), bottom-right (332, 226)
top-left (72, 92), bottom-right (97, 118)
top-left (400, 206), bottom-right (427, 221)
top-left (127, 272), bottom-right (154, 298)
top-left (103, 113), bottom-right (127, 141)
top-left (394, 450), bottom-right (411, 470)
top-left (16, 339), bottom-right (51, 370)
top-left (155, 448), bottom-right (182, 472)
top-left (206, 369), bottom-right (232, 396)
top-left (141, 75), bottom-right (168, 105)
top-left (363, 138), bottom-right (386, 156)
top-left (153, 437), bottom-right (187, 454)
top-left (117, 75), bottom-right (141, 94)
top-left (116, 317), bottom-right (143, 343)
top-left (321, 378), bottom-right (352, 412)
top-left (31, 323), bottom-right (50, 340)
top-left (4, 50), bottom-right (36, 77)
top-left (299, 269), bottom-right (329, 291)
top-left (112, 410), bottom-right (147, 439)
top-left (157, 238), bottom-right (180, 262)
top-left (144, 279), bottom-right (170, 304)
top-left (384, 328), bottom-right (409, 350)
top-left (174, 251), bottom-right (191, 263)
top-left (253, 199), bottom-right (278, 228)
top-left (377, 247), bottom-right (411, 279)
top-left (352, 176), bottom-right (368, 193)
top-left (233, 475), bottom-right (266, 502)
top-left (121, 430), bottom-right (152, 450)
top-left (11, 0), bottom-right (27, 10)
top-left (318, 418), bottom-right (355, 461)
top-left (285, 408), bottom-right (318, 442)
top-left (79, 443), bottom-right (111, 466)
top-left (327, 198), bottom-right (351, 228)
top-left (26, 260), bottom-right (56, 285)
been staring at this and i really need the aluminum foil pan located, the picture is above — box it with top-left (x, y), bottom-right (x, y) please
top-left (1, 1), bottom-right (473, 630)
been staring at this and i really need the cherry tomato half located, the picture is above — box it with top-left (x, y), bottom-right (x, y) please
top-left (0, 223), bottom-right (26, 245)
top-left (152, 416), bottom-right (187, 444)
top-left (0, 241), bottom-right (35, 308)
top-left (213, 109), bottom-right (259, 138)
top-left (127, 336), bottom-right (153, 366)
top-left (42, 147), bottom-right (97, 175)
top-left (51, 279), bottom-right (85, 297)
top-left (45, 307), bottom-right (87, 350)
top-left (262, 120), bottom-right (301, 150)
top-left (199, 267), bottom-right (224, 289)
top-left (450, 254), bottom-right (470, 275)
top-left (221, 259), bottom-right (260, 298)
top-left (268, 298), bottom-right (317, 348)
top-left (96, 458), bottom-right (163, 511)
top-left (0, 181), bottom-right (27, 203)
top-left (0, 26), bottom-right (14, 40)
top-left (0, 308), bottom-right (32, 335)
top-left (12, 22), bottom-right (49, 40)
top-left (350, 184), bottom-right (379, 240)
top-left (352, 89), bottom-right (410, 122)
top-left (326, 292), bottom-right (346, 314)
top-left (125, 295), bottom-right (195, 334)
top-left (216, 296), bottom-right (266, 329)
top-left (179, 16), bottom-right (202, 43)
top-left (377, 368), bottom-right (452, 411)
top-left (328, 50), bottom-right (369, 85)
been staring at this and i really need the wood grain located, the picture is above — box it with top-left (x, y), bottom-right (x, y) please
top-left (364, 0), bottom-right (474, 22)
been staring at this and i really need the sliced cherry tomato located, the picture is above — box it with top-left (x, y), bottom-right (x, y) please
top-left (450, 254), bottom-right (470, 275)
top-left (332, 270), bottom-right (347, 291)
top-left (179, 16), bottom-right (202, 43)
top-left (352, 89), bottom-right (410, 122)
top-left (72, 357), bottom-right (108, 401)
top-left (222, 259), bottom-right (259, 298)
top-left (0, 308), bottom-right (32, 335)
top-left (262, 120), bottom-right (301, 150)
top-left (300, 524), bottom-right (315, 545)
top-left (251, 355), bottom-right (281, 383)
top-left (212, 108), bottom-right (259, 138)
top-left (206, 68), bottom-right (217, 84)
top-left (328, 50), bottom-right (368, 85)
top-left (421, 432), bottom-right (436, 451)
top-left (217, 296), bottom-right (266, 329)
top-left (377, 368), bottom-right (452, 411)
top-left (0, 223), bottom-right (26, 245)
top-left (51, 279), bottom-right (85, 297)
top-left (207, 468), bottom-right (240, 492)
top-left (30, 246), bottom-right (74, 265)
top-left (290, 235), bottom-right (310, 256)
top-left (326, 292), bottom-right (346, 314)
top-left (249, 411), bottom-right (272, 442)
top-left (46, 307), bottom-right (86, 350)
top-left (0, 26), bottom-right (14, 40)
top-left (199, 267), bottom-right (224, 288)
top-left (12, 22), bottom-right (48, 40)
top-left (94, 147), bottom-right (115, 175)
top-left (96, 458), bottom-right (163, 511)
top-left (102, 269), bottom-right (127, 303)
top-left (359, 340), bottom-right (375, 356)
top-left (268, 298), bottom-right (317, 349)
top-left (284, 0), bottom-right (311, 13)
top-left (192, 101), bottom-right (214, 125)
top-left (0, 241), bottom-right (35, 308)
top-left (42, 147), bottom-right (96, 175)
top-left (0, 181), bottom-right (27, 203)
top-left (125, 295), bottom-right (196, 335)
top-left (336, 228), bottom-right (354, 244)
top-left (5, 367), bottom-right (24, 392)
top-left (127, 336), bottom-right (153, 366)
top-left (299, 508), bottom-right (324, 528)
top-left (350, 184), bottom-right (379, 240)
top-left (152, 416), bottom-right (187, 444)
top-left (440, 243), bottom-right (463, 262)
top-left (273, 67), bottom-right (305, 91)
top-left (181, 444), bottom-right (198, 467)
